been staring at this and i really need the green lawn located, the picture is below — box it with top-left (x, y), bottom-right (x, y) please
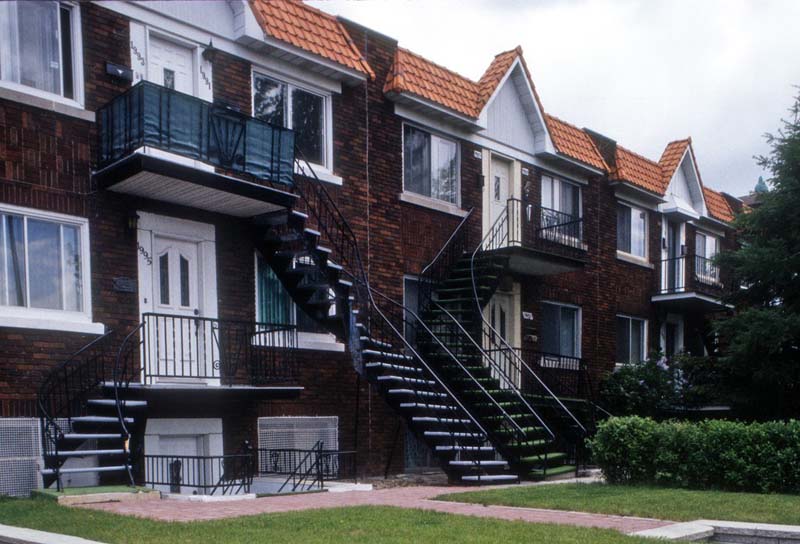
top-left (436, 483), bottom-right (800, 525)
top-left (0, 497), bottom-right (650, 544)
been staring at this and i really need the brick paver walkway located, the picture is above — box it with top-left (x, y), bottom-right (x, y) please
top-left (76, 485), bottom-right (671, 534)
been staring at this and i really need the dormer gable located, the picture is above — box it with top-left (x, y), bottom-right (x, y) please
top-left (658, 138), bottom-right (707, 219)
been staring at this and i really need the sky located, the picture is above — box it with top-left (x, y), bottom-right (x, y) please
top-left (308, 0), bottom-right (800, 197)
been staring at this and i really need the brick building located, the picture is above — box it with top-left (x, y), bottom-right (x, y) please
top-left (0, 0), bottom-right (736, 496)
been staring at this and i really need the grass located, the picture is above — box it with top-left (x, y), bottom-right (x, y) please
top-left (33, 486), bottom-right (154, 499)
top-left (0, 497), bottom-right (651, 544)
top-left (436, 483), bottom-right (800, 525)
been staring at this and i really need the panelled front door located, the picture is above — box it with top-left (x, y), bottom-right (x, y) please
top-left (147, 35), bottom-right (194, 94)
top-left (137, 213), bottom-right (218, 385)
top-left (486, 292), bottom-right (519, 388)
top-left (487, 156), bottom-right (514, 246)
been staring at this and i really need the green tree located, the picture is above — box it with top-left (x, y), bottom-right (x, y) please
top-left (714, 90), bottom-right (800, 418)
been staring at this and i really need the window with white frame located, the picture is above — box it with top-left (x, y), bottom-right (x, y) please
top-left (694, 231), bottom-right (720, 283)
top-left (403, 124), bottom-right (459, 205)
top-left (0, 1), bottom-right (81, 102)
top-left (541, 175), bottom-right (580, 218)
top-left (616, 203), bottom-right (647, 258)
top-left (540, 302), bottom-right (580, 357)
top-left (252, 72), bottom-right (328, 168)
top-left (0, 207), bottom-right (89, 317)
top-left (616, 315), bottom-right (647, 363)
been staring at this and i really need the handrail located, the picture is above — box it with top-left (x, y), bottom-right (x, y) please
top-left (278, 440), bottom-right (324, 493)
top-left (420, 208), bottom-right (474, 277)
top-left (471, 204), bottom-right (587, 435)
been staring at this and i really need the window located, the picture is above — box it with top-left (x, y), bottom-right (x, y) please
top-left (540, 302), bottom-right (580, 357)
top-left (255, 254), bottom-right (332, 337)
top-left (695, 231), bottom-right (720, 283)
top-left (616, 315), bottom-right (647, 363)
top-left (0, 207), bottom-right (89, 316)
top-left (616, 203), bottom-right (647, 258)
top-left (403, 125), bottom-right (459, 205)
top-left (0, 1), bottom-right (80, 101)
top-left (253, 73), bottom-right (326, 167)
top-left (541, 175), bottom-right (580, 218)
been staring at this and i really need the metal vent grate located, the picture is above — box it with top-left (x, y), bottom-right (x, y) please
top-left (258, 416), bottom-right (338, 451)
top-left (0, 418), bottom-right (42, 497)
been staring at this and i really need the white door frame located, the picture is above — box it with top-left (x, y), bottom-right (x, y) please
top-left (483, 151), bottom-right (521, 243)
top-left (137, 212), bottom-right (218, 384)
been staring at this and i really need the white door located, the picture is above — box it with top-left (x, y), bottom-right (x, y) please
top-left (488, 157), bottom-right (514, 245)
top-left (485, 293), bottom-right (519, 388)
top-left (148, 36), bottom-right (194, 94)
top-left (148, 235), bottom-right (215, 383)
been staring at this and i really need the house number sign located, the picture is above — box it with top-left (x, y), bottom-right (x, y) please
top-left (137, 243), bottom-right (152, 266)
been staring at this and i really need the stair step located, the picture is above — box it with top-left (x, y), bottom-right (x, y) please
top-left (73, 416), bottom-right (133, 424)
top-left (62, 433), bottom-right (123, 441)
top-left (42, 465), bottom-right (129, 476)
top-left (48, 449), bottom-right (126, 458)
top-left (413, 417), bottom-right (471, 425)
top-left (435, 445), bottom-right (494, 452)
top-left (424, 431), bottom-right (482, 439)
top-left (363, 349), bottom-right (413, 361)
top-left (387, 389), bottom-right (447, 398)
top-left (377, 375), bottom-right (435, 386)
top-left (360, 336), bottom-right (392, 349)
top-left (400, 403), bottom-right (457, 412)
top-left (461, 474), bottom-right (518, 483)
top-left (365, 362), bottom-right (422, 374)
top-left (86, 399), bottom-right (147, 408)
top-left (450, 460), bottom-right (507, 467)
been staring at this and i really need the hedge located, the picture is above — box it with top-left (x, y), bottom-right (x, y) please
top-left (589, 417), bottom-right (800, 493)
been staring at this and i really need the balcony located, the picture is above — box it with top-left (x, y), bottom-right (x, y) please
top-left (117, 312), bottom-right (302, 402)
top-left (94, 81), bottom-right (297, 217)
top-left (485, 198), bottom-right (587, 276)
top-left (652, 255), bottom-right (731, 311)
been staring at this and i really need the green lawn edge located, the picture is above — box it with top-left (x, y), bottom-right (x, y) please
top-left (0, 497), bottom-right (651, 544)
top-left (435, 483), bottom-right (800, 525)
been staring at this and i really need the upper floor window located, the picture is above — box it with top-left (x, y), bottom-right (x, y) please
top-left (0, 1), bottom-right (80, 102)
top-left (403, 124), bottom-right (459, 205)
top-left (617, 203), bottom-right (647, 258)
top-left (0, 206), bottom-right (89, 315)
top-left (541, 175), bottom-right (580, 218)
top-left (695, 231), bottom-right (720, 283)
top-left (540, 302), bottom-right (580, 358)
top-left (616, 315), bottom-right (647, 363)
top-left (253, 72), bottom-right (327, 168)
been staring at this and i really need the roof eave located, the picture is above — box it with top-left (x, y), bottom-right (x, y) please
top-left (609, 180), bottom-right (668, 204)
top-left (537, 150), bottom-right (606, 177)
top-left (386, 90), bottom-right (486, 132)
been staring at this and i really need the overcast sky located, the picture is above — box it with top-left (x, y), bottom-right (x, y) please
top-left (308, 0), bottom-right (800, 197)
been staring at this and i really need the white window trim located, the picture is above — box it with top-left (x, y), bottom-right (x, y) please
top-left (253, 253), bottom-right (342, 352)
top-left (401, 122), bottom-right (462, 208)
top-left (540, 300), bottom-right (582, 358)
top-left (0, 1), bottom-right (86, 112)
top-left (251, 68), bottom-right (334, 178)
top-left (616, 313), bottom-right (648, 363)
top-left (540, 174), bottom-right (583, 218)
top-left (0, 203), bottom-right (102, 334)
top-left (616, 201), bottom-right (648, 260)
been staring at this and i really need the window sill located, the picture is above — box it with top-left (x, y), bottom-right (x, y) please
top-left (298, 332), bottom-right (345, 352)
top-left (399, 192), bottom-right (468, 217)
top-left (0, 314), bottom-right (106, 335)
top-left (0, 82), bottom-right (93, 122)
top-left (295, 163), bottom-right (343, 186)
top-left (616, 251), bottom-right (653, 269)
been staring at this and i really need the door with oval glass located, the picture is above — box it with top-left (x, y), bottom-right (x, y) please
top-left (149, 234), bottom-right (214, 383)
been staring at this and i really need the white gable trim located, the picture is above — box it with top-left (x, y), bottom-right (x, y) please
top-left (477, 58), bottom-right (555, 155)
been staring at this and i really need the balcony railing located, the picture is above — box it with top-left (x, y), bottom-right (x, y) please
top-left (96, 81), bottom-right (295, 185)
top-left (257, 447), bottom-right (357, 482)
top-left (133, 312), bottom-right (297, 385)
top-left (487, 348), bottom-right (590, 399)
top-left (657, 255), bottom-right (725, 297)
top-left (486, 199), bottom-right (585, 258)
top-left (143, 453), bottom-right (254, 495)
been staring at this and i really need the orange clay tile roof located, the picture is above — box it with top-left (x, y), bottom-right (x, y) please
top-left (703, 186), bottom-right (736, 222)
top-left (658, 138), bottom-right (691, 187)
top-left (614, 145), bottom-right (667, 195)
top-left (544, 115), bottom-right (607, 171)
top-left (384, 48), bottom-right (482, 118)
top-left (249, 0), bottom-right (374, 79)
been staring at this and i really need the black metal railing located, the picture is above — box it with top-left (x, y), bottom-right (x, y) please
top-left (96, 81), bottom-right (295, 186)
top-left (37, 331), bottom-right (119, 491)
top-left (486, 199), bottom-right (585, 257)
top-left (143, 453), bottom-right (254, 495)
top-left (485, 349), bottom-right (589, 400)
top-left (258, 447), bottom-right (357, 482)
top-left (656, 254), bottom-right (725, 296)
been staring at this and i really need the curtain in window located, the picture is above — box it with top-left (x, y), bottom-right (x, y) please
top-left (27, 219), bottom-right (62, 310)
top-left (540, 304), bottom-right (558, 354)
top-left (256, 255), bottom-right (292, 324)
top-left (292, 88), bottom-right (324, 166)
top-left (432, 137), bottom-right (457, 204)
top-left (541, 303), bottom-right (577, 357)
top-left (631, 319), bottom-right (644, 362)
top-left (1, 214), bottom-right (26, 307)
top-left (253, 76), bottom-right (286, 127)
top-left (0, 2), bottom-right (61, 95)
top-left (560, 183), bottom-right (579, 218)
top-left (615, 317), bottom-right (630, 363)
top-left (541, 176), bottom-right (554, 209)
top-left (631, 209), bottom-right (646, 257)
top-left (403, 125), bottom-right (431, 197)
top-left (559, 307), bottom-right (577, 357)
top-left (616, 205), bottom-right (631, 252)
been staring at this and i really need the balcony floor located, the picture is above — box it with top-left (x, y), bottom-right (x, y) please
top-left (488, 245), bottom-right (586, 277)
top-left (102, 381), bottom-right (303, 402)
top-left (94, 153), bottom-right (296, 217)
top-left (651, 291), bottom-right (732, 312)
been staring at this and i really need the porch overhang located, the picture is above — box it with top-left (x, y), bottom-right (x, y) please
top-left (108, 382), bottom-right (304, 403)
top-left (651, 291), bottom-right (732, 313)
top-left (94, 153), bottom-right (297, 218)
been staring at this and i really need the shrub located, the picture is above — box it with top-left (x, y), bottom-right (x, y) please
top-left (589, 417), bottom-right (800, 493)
